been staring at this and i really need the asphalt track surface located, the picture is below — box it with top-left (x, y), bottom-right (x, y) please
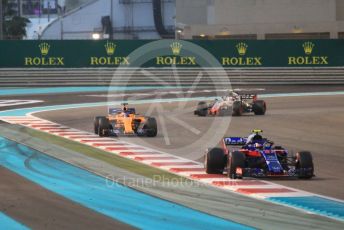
top-left (1, 85), bottom-right (344, 229)
top-left (0, 85), bottom-right (344, 110)
top-left (36, 93), bottom-right (344, 201)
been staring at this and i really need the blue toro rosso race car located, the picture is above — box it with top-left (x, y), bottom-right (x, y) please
top-left (204, 130), bottom-right (314, 179)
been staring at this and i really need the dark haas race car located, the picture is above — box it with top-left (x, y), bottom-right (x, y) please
top-left (194, 91), bottom-right (266, 116)
top-left (204, 130), bottom-right (314, 179)
top-left (94, 103), bottom-right (157, 137)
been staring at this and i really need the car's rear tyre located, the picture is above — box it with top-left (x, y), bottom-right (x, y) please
top-left (204, 148), bottom-right (226, 174)
top-left (228, 151), bottom-right (246, 179)
top-left (296, 151), bottom-right (314, 179)
top-left (98, 117), bottom-right (110, 137)
top-left (232, 101), bottom-right (243, 116)
top-left (196, 101), bottom-right (208, 116)
top-left (252, 100), bottom-right (266, 115)
top-left (144, 117), bottom-right (157, 137)
top-left (94, 116), bottom-right (104, 134)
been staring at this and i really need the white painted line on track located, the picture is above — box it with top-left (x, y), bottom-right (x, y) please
top-left (0, 100), bottom-right (43, 107)
top-left (125, 154), bottom-right (173, 159)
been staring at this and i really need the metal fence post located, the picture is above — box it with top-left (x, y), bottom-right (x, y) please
top-left (0, 0), bottom-right (3, 40)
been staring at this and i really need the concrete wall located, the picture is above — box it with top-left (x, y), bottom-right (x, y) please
top-left (177, 0), bottom-right (344, 39)
top-left (176, 0), bottom-right (207, 24)
top-left (337, 0), bottom-right (344, 21)
top-left (42, 0), bottom-right (175, 39)
top-left (213, 0), bottom-right (336, 24)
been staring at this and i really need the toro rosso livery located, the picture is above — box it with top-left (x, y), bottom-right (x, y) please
top-left (204, 130), bottom-right (314, 179)
top-left (94, 103), bottom-right (157, 137)
top-left (194, 91), bottom-right (266, 116)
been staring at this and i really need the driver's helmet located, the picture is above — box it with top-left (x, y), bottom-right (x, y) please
top-left (254, 142), bottom-right (263, 149)
top-left (246, 133), bottom-right (262, 144)
top-left (252, 134), bottom-right (263, 141)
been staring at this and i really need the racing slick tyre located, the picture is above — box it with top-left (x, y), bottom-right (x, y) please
top-left (94, 116), bottom-right (104, 134)
top-left (98, 117), bottom-right (110, 137)
top-left (204, 148), bottom-right (226, 174)
top-left (227, 151), bottom-right (246, 179)
top-left (195, 101), bottom-right (208, 116)
top-left (144, 117), bottom-right (158, 137)
top-left (232, 101), bottom-right (243, 116)
top-left (252, 100), bottom-right (266, 115)
top-left (296, 151), bottom-right (314, 179)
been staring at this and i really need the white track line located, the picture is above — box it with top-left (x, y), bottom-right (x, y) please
top-left (0, 100), bottom-right (43, 107)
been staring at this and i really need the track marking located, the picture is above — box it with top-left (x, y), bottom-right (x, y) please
top-left (91, 143), bottom-right (130, 147)
top-left (134, 156), bottom-right (178, 161)
top-left (151, 161), bottom-right (199, 167)
top-left (190, 174), bottom-right (227, 179)
top-left (119, 152), bottom-right (159, 156)
top-left (0, 100), bottom-right (43, 107)
top-left (169, 168), bottom-right (205, 172)
top-left (212, 180), bottom-right (268, 186)
top-left (80, 139), bottom-right (120, 143)
top-left (105, 146), bottom-right (145, 151)
top-left (237, 188), bottom-right (295, 194)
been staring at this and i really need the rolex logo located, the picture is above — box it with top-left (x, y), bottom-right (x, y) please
top-left (105, 41), bottom-right (116, 55)
top-left (39, 42), bottom-right (50, 56)
top-left (288, 41), bottom-right (328, 65)
top-left (170, 42), bottom-right (182, 55)
top-left (236, 42), bottom-right (248, 56)
top-left (303, 42), bottom-right (315, 55)
top-left (25, 42), bottom-right (64, 66)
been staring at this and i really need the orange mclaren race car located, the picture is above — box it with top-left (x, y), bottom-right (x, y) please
top-left (94, 103), bottom-right (157, 137)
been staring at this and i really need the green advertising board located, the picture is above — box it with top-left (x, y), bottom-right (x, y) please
top-left (0, 39), bottom-right (343, 68)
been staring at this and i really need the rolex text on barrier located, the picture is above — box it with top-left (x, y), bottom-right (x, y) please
top-left (0, 39), bottom-right (342, 68)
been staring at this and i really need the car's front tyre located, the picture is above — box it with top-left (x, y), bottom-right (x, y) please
top-left (98, 117), bottom-right (110, 137)
top-left (296, 151), bottom-right (314, 179)
top-left (204, 148), bottom-right (226, 174)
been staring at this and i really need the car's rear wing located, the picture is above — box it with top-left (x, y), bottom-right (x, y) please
top-left (238, 94), bottom-right (257, 100)
top-left (109, 108), bottom-right (122, 114)
top-left (109, 108), bottom-right (136, 114)
top-left (223, 137), bottom-right (247, 145)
